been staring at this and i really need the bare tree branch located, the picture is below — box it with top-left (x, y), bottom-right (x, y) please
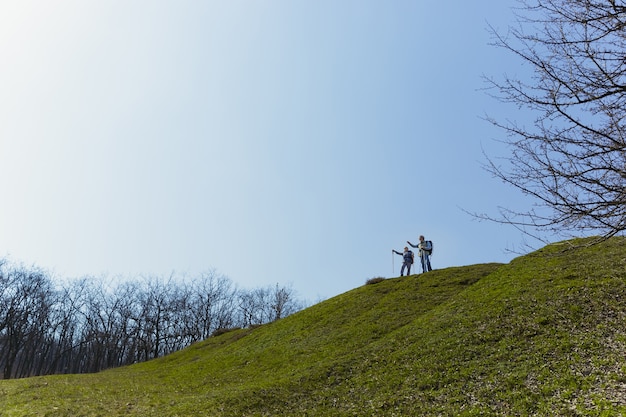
top-left (481, 0), bottom-right (626, 240)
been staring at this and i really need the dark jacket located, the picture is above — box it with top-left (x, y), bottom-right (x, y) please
top-left (394, 250), bottom-right (414, 264)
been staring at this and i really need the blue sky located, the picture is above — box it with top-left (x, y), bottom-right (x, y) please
top-left (0, 1), bottom-right (534, 302)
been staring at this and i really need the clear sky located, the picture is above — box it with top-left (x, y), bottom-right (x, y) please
top-left (0, 0), bottom-right (534, 302)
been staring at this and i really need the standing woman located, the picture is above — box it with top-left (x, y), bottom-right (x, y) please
top-left (392, 247), bottom-right (414, 276)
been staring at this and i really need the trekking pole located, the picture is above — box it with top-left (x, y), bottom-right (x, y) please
top-left (391, 250), bottom-right (394, 275)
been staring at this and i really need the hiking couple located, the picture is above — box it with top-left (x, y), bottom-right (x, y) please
top-left (392, 235), bottom-right (433, 276)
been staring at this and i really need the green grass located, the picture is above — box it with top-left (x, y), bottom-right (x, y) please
top-left (2, 236), bottom-right (626, 416)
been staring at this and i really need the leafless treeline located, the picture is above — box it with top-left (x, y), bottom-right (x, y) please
top-left (0, 259), bottom-right (304, 379)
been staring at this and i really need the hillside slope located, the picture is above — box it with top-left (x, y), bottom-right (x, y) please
top-left (1, 237), bottom-right (626, 416)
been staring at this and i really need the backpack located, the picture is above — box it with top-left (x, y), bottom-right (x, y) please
top-left (410, 251), bottom-right (415, 264)
top-left (424, 241), bottom-right (433, 255)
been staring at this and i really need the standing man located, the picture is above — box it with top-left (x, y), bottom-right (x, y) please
top-left (408, 235), bottom-right (432, 273)
top-left (392, 246), bottom-right (414, 276)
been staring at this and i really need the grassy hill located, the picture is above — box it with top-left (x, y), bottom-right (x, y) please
top-left (1, 237), bottom-right (626, 416)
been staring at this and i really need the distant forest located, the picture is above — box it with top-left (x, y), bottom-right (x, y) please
top-left (0, 259), bottom-right (304, 379)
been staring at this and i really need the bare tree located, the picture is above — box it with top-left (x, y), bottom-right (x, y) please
top-left (482, 0), bottom-right (626, 241)
top-left (184, 271), bottom-right (237, 340)
top-left (237, 283), bottom-right (302, 327)
top-left (237, 287), bottom-right (269, 327)
top-left (47, 278), bottom-right (90, 374)
top-left (0, 264), bottom-right (53, 378)
top-left (269, 283), bottom-right (302, 322)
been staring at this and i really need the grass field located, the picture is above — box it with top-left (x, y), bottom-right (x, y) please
top-left (1, 236), bottom-right (626, 416)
